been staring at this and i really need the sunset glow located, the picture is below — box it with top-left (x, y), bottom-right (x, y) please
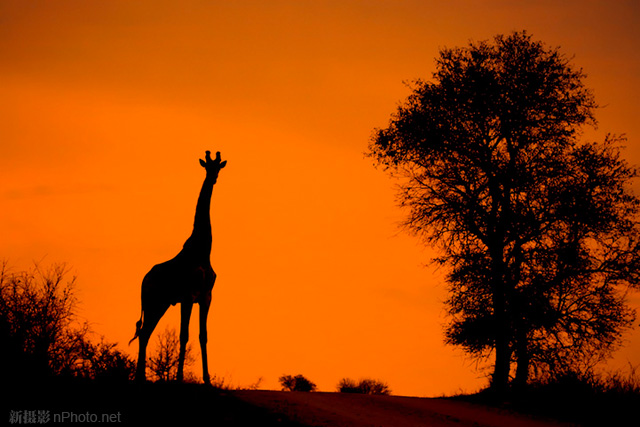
top-left (1, 0), bottom-right (639, 396)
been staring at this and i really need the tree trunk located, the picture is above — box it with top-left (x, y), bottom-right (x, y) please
top-left (513, 330), bottom-right (530, 389)
top-left (491, 291), bottom-right (511, 393)
top-left (490, 243), bottom-right (511, 394)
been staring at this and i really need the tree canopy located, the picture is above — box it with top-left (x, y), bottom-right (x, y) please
top-left (368, 31), bottom-right (640, 391)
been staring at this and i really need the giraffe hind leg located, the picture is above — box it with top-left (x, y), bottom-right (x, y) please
top-left (134, 302), bottom-right (169, 382)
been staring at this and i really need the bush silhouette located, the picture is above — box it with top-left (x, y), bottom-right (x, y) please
top-left (337, 378), bottom-right (391, 395)
top-left (279, 374), bottom-right (317, 392)
top-left (77, 338), bottom-right (136, 382)
top-left (337, 378), bottom-right (359, 393)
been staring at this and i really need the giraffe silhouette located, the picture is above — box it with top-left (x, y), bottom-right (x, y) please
top-left (130, 150), bottom-right (227, 384)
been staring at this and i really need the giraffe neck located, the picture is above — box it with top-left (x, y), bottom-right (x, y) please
top-left (195, 175), bottom-right (216, 231)
top-left (183, 175), bottom-right (216, 256)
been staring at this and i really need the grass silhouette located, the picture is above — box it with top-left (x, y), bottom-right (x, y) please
top-left (450, 367), bottom-right (640, 426)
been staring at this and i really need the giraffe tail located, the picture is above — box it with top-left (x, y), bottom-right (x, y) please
top-left (129, 310), bottom-right (144, 345)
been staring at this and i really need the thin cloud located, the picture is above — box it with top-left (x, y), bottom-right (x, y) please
top-left (3, 183), bottom-right (113, 200)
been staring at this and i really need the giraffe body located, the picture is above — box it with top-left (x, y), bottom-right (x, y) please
top-left (131, 150), bottom-right (226, 384)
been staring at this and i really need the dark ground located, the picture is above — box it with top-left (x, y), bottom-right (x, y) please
top-left (450, 386), bottom-right (639, 427)
top-left (4, 379), bottom-right (303, 426)
top-left (4, 379), bottom-right (638, 426)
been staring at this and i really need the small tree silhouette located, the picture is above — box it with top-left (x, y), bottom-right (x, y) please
top-left (279, 374), bottom-right (317, 392)
top-left (148, 327), bottom-right (194, 382)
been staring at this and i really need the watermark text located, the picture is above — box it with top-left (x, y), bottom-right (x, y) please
top-left (9, 410), bottom-right (122, 424)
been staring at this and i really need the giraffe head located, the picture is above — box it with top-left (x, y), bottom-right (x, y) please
top-left (199, 150), bottom-right (227, 180)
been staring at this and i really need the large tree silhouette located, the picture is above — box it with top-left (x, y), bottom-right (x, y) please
top-left (368, 31), bottom-right (640, 392)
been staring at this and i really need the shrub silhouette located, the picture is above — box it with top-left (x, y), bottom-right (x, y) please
top-left (77, 338), bottom-right (136, 382)
top-left (337, 378), bottom-right (391, 395)
top-left (337, 378), bottom-right (359, 393)
top-left (279, 374), bottom-right (317, 392)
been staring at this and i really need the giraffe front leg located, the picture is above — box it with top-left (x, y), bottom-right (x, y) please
top-left (177, 301), bottom-right (193, 382)
top-left (199, 296), bottom-right (211, 385)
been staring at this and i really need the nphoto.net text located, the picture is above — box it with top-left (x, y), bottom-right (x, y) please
top-left (9, 410), bottom-right (122, 424)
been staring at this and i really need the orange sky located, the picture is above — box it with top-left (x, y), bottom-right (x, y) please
top-left (1, 0), bottom-right (639, 397)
